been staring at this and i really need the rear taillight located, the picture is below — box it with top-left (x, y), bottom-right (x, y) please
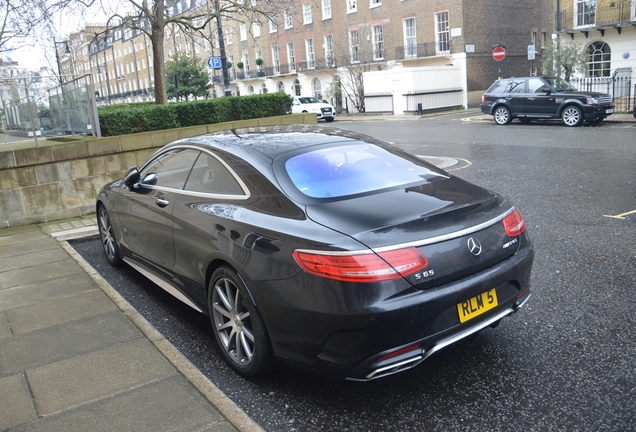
top-left (481, 94), bottom-right (486, 104)
top-left (292, 247), bottom-right (429, 283)
top-left (503, 208), bottom-right (525, 236)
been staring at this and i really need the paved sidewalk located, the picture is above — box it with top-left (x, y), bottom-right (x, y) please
top-left (0, 221), bottom-right (263, 432)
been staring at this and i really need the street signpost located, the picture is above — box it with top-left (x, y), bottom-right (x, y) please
top-left (528, 44), bottom-right (536, 76)
top-left (492, 46), bottom-right (506, 79)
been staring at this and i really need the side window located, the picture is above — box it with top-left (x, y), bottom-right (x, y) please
top-left (185, 152), bottom-right (246, 196)
top-left (504, 79), bottom-right (526, 93)
top-left (487, 80), bottom-right (508, 94)
top-left (139, 149), bottom-right (199, 190)
top-left (528, 78), bottom-right (550, 93)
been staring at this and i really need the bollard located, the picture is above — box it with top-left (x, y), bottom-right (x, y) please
top-left (417, 103), bottom-right (422, 115)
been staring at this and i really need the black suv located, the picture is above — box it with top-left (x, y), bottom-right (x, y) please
top-left (480, 76), bottom-right (615, 126)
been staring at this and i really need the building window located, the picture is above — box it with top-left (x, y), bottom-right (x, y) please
top-left (240, 22), bottom-right (247, 41)
top-left (575, 0), bottom-right (596, 27)
top-left (253, 21), bottom-right (261, 38)
top-left (435, 11), bottom-right (450, 54)
top-left (305, 38), bottom-right (315, 69)
top-left (322, 0), bottom-right (332, 19)
top-left (370, 0), bottom-right (381, 7)
top-left (303, 3), bottom-right (312, 24)
top-left (324, 34), bottom-right (335, 66)
top-left (269, 14), bottom-right (278, 33)
top-left (372, 24), bottom-right (384, 60)
top-left (277, 81), bottom-right (285, 92)
top-left (226, 27), bottom-right (233, 44)
top-left (284, 8), bottom-right (293, 29)
top-left (347, 0), bottom-right (357, 13)
top-left (403, 17), bottom-right (417, 58)
top-left (242, 52), bottom-right (250, 73)
top-left (587, 41), bottom-right (610, 77)
top-left (287, 42), bottom-right (296, 72)
top-left (272, 45), bottom-right (280, 74)
top-left (255, 48), bottom-right (262, 70)
top-left (312, 78), bottom-right (322, 100)
top-left (349, 29), bottom-right (360, 63)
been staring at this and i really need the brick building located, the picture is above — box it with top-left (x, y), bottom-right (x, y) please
top-left (59, 0), bottom-right (555, 110)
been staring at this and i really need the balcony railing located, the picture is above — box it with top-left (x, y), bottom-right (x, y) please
top-left (557, 0), bottom-right (636, 31)
top-left (395, 41), bottom-right (452, 60)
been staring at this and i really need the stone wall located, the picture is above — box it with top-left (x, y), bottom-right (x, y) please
top-left (0, 114), bottom-right (316, 228)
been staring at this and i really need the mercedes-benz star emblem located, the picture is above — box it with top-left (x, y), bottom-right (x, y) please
top-left (467, 237), bottom-right (482, 256)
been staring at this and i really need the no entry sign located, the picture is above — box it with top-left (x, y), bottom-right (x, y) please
top-left (492, 46), bottom-right (506, 61)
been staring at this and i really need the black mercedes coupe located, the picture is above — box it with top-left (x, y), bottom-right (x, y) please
top-left (96, 125), bottom-right (534, 381)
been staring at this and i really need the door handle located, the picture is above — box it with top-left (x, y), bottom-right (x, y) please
top-left (156, 197), bottom-right (169, 207)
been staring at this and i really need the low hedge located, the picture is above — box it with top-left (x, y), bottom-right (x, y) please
top-left (98, 93), bottom-right (293, 137)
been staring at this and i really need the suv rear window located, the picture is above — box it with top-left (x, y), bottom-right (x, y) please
top-left (284, 144), bottom-right (443, 198)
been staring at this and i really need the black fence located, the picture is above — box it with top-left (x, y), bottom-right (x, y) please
top-left (570, 75), bottom-right (633, 112)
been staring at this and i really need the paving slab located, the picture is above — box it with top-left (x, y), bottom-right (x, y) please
top-left (10, 375), bottom-right (231, 432)
top-left (7, 289), bottom-right (117, 335)
top-left (0, 273), bottom-right (98, 311)
top-left (0, 258), bottom-right (84, 289)
top-left (0, 311), bottom-right (142, 375)
top-left (28, 338), bottom-right (178, 416)
top-left (0, 236), bottom-right (58, 259)
top-left (0, 373), bottom-right (38, 431)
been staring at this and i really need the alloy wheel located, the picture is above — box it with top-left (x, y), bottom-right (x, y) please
top-left (212, 277), bottom-right (255, 367)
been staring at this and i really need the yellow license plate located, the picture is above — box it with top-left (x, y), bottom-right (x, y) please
top-left (457, 288), bottom-right (498, 323)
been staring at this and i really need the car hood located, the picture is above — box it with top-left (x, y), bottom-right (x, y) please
top-left (304, 176), bottom-right (509, 249)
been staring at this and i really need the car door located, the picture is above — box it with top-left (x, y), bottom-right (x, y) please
top-left (525, 77), bottom-right (556, 117)
top-left (117, 148), bottom-right (200, 275)
top-left (503, 78), bottom-right (527, 116)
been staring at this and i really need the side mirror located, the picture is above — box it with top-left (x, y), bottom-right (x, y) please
top-left (123, 167), bottom-right (140, 188)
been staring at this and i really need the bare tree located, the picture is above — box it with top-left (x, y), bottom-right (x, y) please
top-left (323, 25), bottom-right (382, 113)
top-left (93, 0), bottom-right (296, 104)
top-left (0, 0), bottom-right (95, 55)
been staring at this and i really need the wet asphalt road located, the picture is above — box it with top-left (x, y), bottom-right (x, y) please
top-left (71, 114), bottom-right (636, 431)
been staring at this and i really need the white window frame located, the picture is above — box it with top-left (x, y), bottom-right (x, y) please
top-left (303, 3), bottom-right (312, 24)
top-left (240, 22), bottom-right (247, 41)
top-left (575, 0), bottom-right (596, 27)
top-left (372, 24), bottom-right (384, 60)
top-left (349, 29), bottom-right (360, 63)
top-left (284, 8), bottom-right (293, 29)
top-left (324, 34), bottom-right (335, 66)
top-left (253, 21), bottom-right (261, 38)
top-left (403, 17), bottom-right (417, 58)
top-left (347, 0), bottom-right (357, 13)
top-left (434, 11), bottom-right (450, 55)
top-left (287, 42), bottom-right (296, 72)
top-left (272, 45), bottom-right (280, 74)
top-left (269, 15), bottom-right (278, 33)
top-left (370, 0), bottom-right (381, 8)
top-left (305, 38), bottom-right (315, 69)
top-left (322, 0), bottom-right (332, 19)
top-left (226, 27), bottom-right (233, 44)
top-left (242, 52), bottom-right (250, 72)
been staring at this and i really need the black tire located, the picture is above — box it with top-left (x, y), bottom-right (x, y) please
top-left (561, 106), bottom-right (583, 127)
top-left (493, 106), bottom-right (512, 125)
top-left (97, 204), bottom-right (121, 266)
top-left (208, 267), bottom-right (272, 377)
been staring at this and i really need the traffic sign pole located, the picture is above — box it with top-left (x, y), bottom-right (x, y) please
top-left (492, 45), bottom-right (506, 80)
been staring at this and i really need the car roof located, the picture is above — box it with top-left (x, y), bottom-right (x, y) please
top-left (171, 125), bottom-right (383, 160)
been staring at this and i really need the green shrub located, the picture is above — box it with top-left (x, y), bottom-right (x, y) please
top-left (97, 93), bottom-right (293, 137)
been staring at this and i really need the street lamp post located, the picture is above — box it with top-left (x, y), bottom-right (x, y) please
top-left (214, 0), bottom-right (232, 96)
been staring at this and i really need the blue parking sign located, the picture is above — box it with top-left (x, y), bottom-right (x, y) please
top-left (206, 56), bottom-right (222, 69)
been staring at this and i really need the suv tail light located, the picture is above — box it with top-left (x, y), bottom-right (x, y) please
top-left (503, 208), bottom-right (525, 236)
top-left (481, 94), bottom-right (486, 104)
top-left (293, 247), bottom-right (429, 283)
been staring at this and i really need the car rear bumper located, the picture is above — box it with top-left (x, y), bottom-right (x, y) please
top-left (252, 241), bottom-right (534, 379)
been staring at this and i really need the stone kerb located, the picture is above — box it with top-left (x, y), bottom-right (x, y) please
top-left (0, 114), bottom-right (316, 229)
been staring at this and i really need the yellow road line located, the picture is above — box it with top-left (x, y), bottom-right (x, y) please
top-left (604, 209), bottom-right (636, 220)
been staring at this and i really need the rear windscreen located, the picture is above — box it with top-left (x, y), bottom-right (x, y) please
top-left (284, 143), bottom-right (443, 198)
